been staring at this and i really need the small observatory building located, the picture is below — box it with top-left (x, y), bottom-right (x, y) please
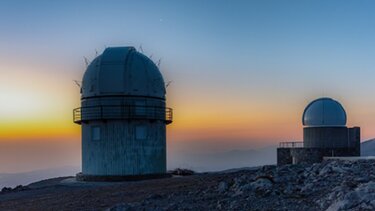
top-left (73, 47), bottom-right (173, 181)
top-left (277, 97), bottom-right (360, 165)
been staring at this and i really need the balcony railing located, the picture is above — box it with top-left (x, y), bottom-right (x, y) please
top-left (73, 105), bottom-right (173, 124)
top-left (279, 141), bottom-right (304, 148)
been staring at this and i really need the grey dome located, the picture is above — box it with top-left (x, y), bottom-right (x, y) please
top-left (81, 47), bottom-right (166, 99)
top-left (302, 97), bottom-right (347, 127)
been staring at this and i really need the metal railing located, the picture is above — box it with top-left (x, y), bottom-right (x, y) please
top-left (73, 105), bottom-right (173, 124)
top-left (279, 141), bottom-right (304, 148)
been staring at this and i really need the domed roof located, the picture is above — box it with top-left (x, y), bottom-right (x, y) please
top-left (302, 97), bottom-right (347, 127)
top-left (81, 47), bottom-right (166, 99)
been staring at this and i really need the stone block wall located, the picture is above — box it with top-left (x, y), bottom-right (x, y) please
top-left (277, 148), bottom-right (292, 165)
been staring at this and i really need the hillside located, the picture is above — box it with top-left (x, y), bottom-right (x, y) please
top-left (361, 139), bottom-right (375, 156)
top-left (1, 159), bottom-right (375, 210)
top-left (170, 146), bottom-right (277, 172)
top-left (0, 166), bottom-right (80, 188)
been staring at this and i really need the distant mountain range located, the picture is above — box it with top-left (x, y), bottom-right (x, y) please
top-left (168, 145), bottom-right (277, 172)
top-left (361, 138), bottom-right (375, 156)
top-left (0, 146), bottom-right (277, 188)
top-left (0, 166), bottom-right (80, 188)
top-left (1, 139), bottom-right (375, 189)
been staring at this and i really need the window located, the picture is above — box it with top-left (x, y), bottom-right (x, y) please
top-left (135, 125), bottom-right (147, 140)
top-left (92, 126), bottom-right (101, 141)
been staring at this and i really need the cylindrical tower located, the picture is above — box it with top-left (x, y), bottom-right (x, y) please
top-left (302, 97), bottom-right (348, 148)
top-left (73, 47), bottom-right (172, 180)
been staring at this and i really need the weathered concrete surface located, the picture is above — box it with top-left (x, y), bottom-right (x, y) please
top-left (303, 127), bottom-right (360, 150)
top-left (279, 147), bottom-right (361, 165)
top-left (82, 120), bottom-right (166, 176)
top-left (277, 148), bottom-right (292, 165)
top-left (278, 126), bottom-right (360, 165)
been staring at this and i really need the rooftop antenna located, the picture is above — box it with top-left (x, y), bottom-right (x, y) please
top-left (149, 54), bottom-right (153, 59)
top-left (73, 80), bottom-right (82, 88)
top-left (95, 49), bottom-right (98, 57)
top-left (157, 58), bottom-right (162, 67)
top-left (165, 80), bottom-right (172, 88)
top-left (139, 45), bottom-right (144, 53)
top-left (84, 57), bottom-right (89, 67)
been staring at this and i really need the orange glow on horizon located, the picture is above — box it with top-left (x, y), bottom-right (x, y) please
top-left (1, 57), bottom-right (374, 146)
top-left (0, 119), bottom-right (80, 141)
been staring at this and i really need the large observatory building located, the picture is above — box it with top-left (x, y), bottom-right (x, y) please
top-left (73, 47), bottom-right (173, 180)
top-left (277, 97), bottom-right (360, 165)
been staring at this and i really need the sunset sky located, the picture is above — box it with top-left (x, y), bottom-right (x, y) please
top-left (1, 0), bottom-right (375, 172)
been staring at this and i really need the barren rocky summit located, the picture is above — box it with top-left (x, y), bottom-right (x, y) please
top-left (1, 159), bottom-right (375, 210)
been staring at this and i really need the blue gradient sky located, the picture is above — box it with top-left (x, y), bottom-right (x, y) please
top-left (1, 0), bottom-right (375, 172)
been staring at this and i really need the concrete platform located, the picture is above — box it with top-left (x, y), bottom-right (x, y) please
top-left (76, 173), bottom-right (172, 182)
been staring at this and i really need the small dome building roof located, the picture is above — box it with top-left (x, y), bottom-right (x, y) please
top-left (302, 97), bottom-right (347, 127)
top-left (81, 47), bottom-right (166, 99)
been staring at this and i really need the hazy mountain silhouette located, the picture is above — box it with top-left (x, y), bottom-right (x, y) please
top-left (0, 166), bottom-right (79, 188)
top-left (168, 146), bottom-right (277, 172)
top-left (0, 146), bottom-right (278, 188)
top-left (361, 138), bottom-right (375, 156)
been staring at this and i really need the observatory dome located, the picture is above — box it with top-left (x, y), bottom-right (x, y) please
top-left (81, 47), bottom-right (165, 99)
top-left (302, 97), bottom-right (347, 127)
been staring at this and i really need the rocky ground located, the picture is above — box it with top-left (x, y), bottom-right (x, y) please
top-left (1, 159), bottom-right (375, 210)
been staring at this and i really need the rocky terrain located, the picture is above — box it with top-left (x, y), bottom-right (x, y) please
top-left (1, 159), bottom-right (375, 210)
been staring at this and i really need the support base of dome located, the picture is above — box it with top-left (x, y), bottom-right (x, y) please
top-left (76, 172), bottom-right (172, 182)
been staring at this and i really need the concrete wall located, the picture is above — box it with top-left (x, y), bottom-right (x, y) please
top-left (303, 126), bottom-right (360, 155)
top-left (82, 119), bottom-right (166, 176)
top-left (349, 127), bottom-right (361, 155)
top-left (303, 127), bottom-right (349, 148)
top-left (290, 148), bottom-right (324, 164)
top-left (278, 127), bottom-right (361, 165)
top-left (80, 96), bottom-right (168, 176)
top-left (277, 147), bottom-right (361, 165)
top-left (277, 148), bottom-right (293, 165)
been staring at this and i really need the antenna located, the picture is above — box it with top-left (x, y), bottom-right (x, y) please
top-left (95, 49), bottom-right (98, 56)
top-left (165, 80), bottom-right (172, 88)
top-left (73, 80), bottom-right (82, 88)
top-left (157, 58), bottom-right (162, 67)
top-left (149, 54), bottom-right (153, 59)
top-left (84, 57), bottom-right (89, 67)
top-left (139, 45), bottom-right (144, 53)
